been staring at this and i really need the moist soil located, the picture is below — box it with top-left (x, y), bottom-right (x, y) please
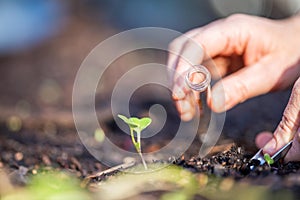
top-left (1, 124), bottom-right (300, 198)
top-left (175, 145), bottom-right (300, 177)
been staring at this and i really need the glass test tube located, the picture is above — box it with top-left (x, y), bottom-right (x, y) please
top-left (185, 65), bottom-right (211, 142)
top-left (185, 65), bottom-right (211, 116)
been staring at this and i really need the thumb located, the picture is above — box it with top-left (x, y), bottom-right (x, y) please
top-left (263, 77), bottom-right (300, 155)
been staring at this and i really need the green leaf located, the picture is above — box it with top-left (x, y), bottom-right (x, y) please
top-left (118, 114), bottom-right (138, 128)
top-left (118, 114), bottom-right (129, 123)
top-left (130, 117), bottom-right (152, 130)
top-left (139, 117), bottom-right (152, 130)
top-left (118, 115), bottom-right (152, 131)
top-left (129, 117), bottom-right (141, 126)
top-left (264, 153), bottom-right (274, 165)
top-left (268, 159), bottom-right (274, 165)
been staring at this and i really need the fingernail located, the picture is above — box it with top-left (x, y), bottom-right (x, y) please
top-left (211, 87), bottom-right (228, 112)
top-left (181, 112), bottom-right (193, 121)
top-left (263, 138), bottom-right (277, 154)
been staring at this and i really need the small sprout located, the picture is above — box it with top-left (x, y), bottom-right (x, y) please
top-left (264, 153), bottom-right (274, 165)
top-left (94, 128), bottom-right (105, 143)
top-left (6, 115), bottom-right (22, 132)
top-left (118, 114), bottom-right (152, 170)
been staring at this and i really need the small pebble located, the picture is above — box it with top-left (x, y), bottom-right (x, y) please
top-left (61, 152), bottom-right (68, 160)
top-left (95, 162), bottom-right (102, 170)
top-left (14, 152), bottom-right (23, 161)
top-left (70, 164), bottom-right (76, 170)
top-left (70, 157), bottom-right (82, 170)
top-left (9, 166), bottom-right (28, 185)
top-left (197, 161), bottom-right (203, 165)
top-left (76, 171), bottom-right (81, 177)
top-left (237, 147), bottom-right (241, 154)
top-left (123, 157), bottom-right (136, 164)
top-left (42, 154), bottom-right (51, 166)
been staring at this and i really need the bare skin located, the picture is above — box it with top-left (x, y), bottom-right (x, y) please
top-left (168, 14), bottom-right (300, 161)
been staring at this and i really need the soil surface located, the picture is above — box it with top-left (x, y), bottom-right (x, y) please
top-left (2, 122), bottom-right (300, 199)
top-left (175, 145), bottom-right (300, 182)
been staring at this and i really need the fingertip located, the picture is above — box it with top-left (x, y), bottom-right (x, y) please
top-left (262, 138), bottom-right (277, 155)
top-left (255, 131), bottom-right (273, 149)
top-left (210, 84), bottom-right (228, 113)
top-left (175, 96), bottom-right (196, 121)
top-left (180, 112), bottom-right (194, 121)
top-left (175, 99), bottom-right (194, 117)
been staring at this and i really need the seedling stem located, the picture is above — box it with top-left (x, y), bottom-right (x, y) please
top-left (118, 114), bottom-right (152, 170)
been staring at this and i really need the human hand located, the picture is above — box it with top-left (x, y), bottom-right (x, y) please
top-left (256, 77), bottom-right (300, 162)
top-left (168, 14), bottom-right (300, 121)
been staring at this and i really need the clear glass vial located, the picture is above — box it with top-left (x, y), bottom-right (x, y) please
top-left (185, 65), bottom-right (211, 143)
top-left (185, 65), bottom-right (211, 116)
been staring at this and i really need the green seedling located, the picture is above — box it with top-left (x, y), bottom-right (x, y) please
top-left (118, 114), bottom-right (152, 170)
top-left (264, 153), bottom-right (274, 165)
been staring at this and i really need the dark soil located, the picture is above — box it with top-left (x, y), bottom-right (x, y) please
top-left (2, 122), bottom-right (300, 196)
top-left (0, 124), bottom-right (104, 186)
top-left (175, 145), bottom-right (300, 177)
top-left (174, 145), bottom-right (300, 197)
